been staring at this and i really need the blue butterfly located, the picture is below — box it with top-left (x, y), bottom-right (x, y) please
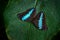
top-left (17, 8), bottom-right (47, 30)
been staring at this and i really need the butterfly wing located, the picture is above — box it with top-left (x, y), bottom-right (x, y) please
top-left (17, 8), bottom-right (36, 22)
top-left (31, 11), bottom-right (47, 30)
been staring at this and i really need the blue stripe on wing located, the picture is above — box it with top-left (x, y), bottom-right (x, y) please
top-left (22, 8), bottom-right (34, 21)
top-left (38, 12), bottom-right (43, 29)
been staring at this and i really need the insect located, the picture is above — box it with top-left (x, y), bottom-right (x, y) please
top-left (17, 8), bottom-right (47, 30)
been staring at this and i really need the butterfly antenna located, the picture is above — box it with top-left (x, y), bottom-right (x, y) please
top-left (40, 0), bottom-right (45, 11)
top-left (34, 0), bottom-right (38, 8)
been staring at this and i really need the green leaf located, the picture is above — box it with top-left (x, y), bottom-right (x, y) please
top-left (4, 0), bottom-right (60, 40)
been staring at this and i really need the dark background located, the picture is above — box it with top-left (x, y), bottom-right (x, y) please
top-left (0, 0), bottom-right (8, 40)
top-left (0, 0), bottom-right (60, 40)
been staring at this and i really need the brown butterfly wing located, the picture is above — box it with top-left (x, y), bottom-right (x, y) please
top-left (42, 12), bottom-right (47, 30)
top-left (31, 11), bottom-right (47, 30)
top-left (17, 8), bottom-right (36, 22)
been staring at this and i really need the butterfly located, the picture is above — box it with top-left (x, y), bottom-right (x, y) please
top-left (17, 8), bottom-right (47, 30)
